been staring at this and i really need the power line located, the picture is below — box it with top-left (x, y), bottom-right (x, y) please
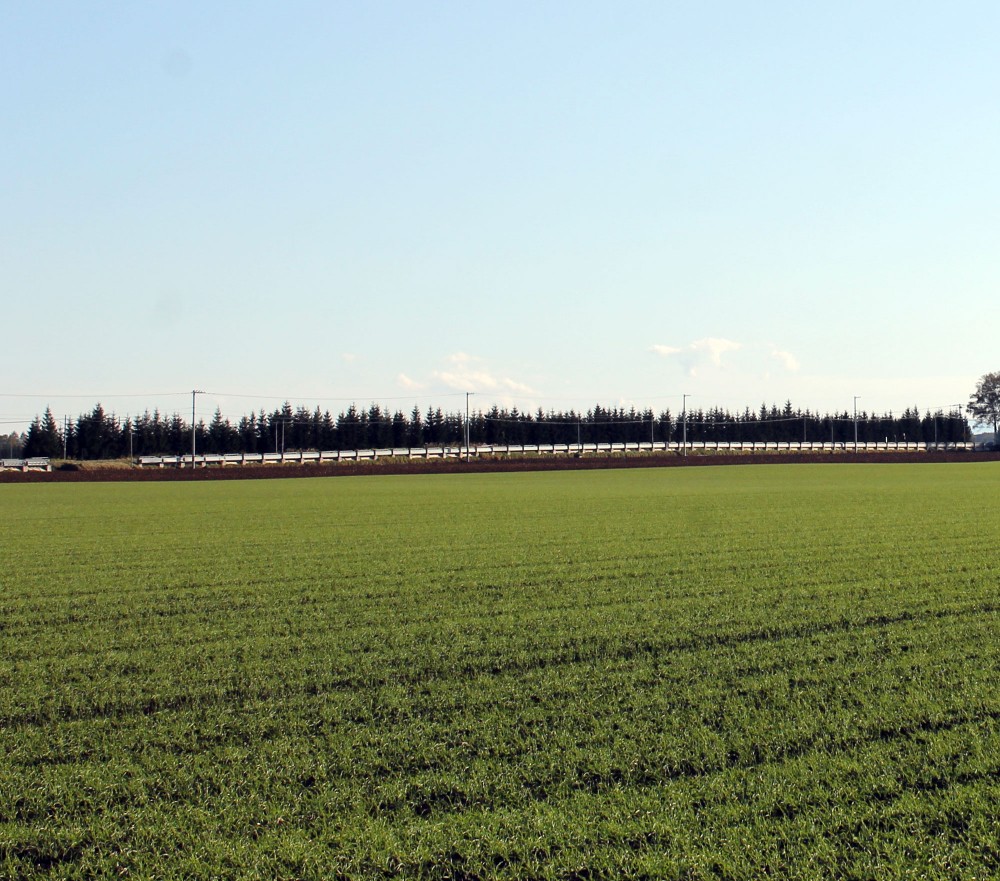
top-left (0, 391), bottom-right (188, 398)
top-left (205, 390), bottom-right (468, 401)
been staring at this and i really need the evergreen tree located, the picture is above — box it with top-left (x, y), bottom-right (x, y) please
top-left (237, 414), bottom-right (257, 454)
top-left (207, 408), bottom-right (237, 454)
top-left (484, 406), bottom-right (501, 444)
top-left (407, 406), bottom-right (424, 446)
top-left (338, 404), bottom-right (362, 450)
top-left (391, 410), bottom-right (407, 447)
top-left (74, 404), bottom-right (119, 459)
top-left (24, 407), bottom-right (63, 458)
top-left (22, 418), bottom-right (45, 458)
top-left (167, 414), bottom-right (186, 454)
top-left (320, 410), bottom-right (337, 450)
top-left (367, 404), bottom-right (390, 447)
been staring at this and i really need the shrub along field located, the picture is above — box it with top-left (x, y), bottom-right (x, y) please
top-left (2, 464), bottom-right (999, 880)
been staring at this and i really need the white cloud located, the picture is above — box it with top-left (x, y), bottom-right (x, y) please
top-left (396, 373), bottom-right (424, 390)
top-left (650, 338), bottom-right (803, 384)
top-left (435, 369), bottom-right (536, 396)
top-left (692, 337), bottom-right (742, 366)
top-left (396, 352), bottom-right (538, 401)
top-left (771, 348), bottom-right (800, 372)
top-left (499, 377), bottom-right (536, 395)
top-left (650, 337), bottom-right (742, 375)
top-left (446, 352), bottom-right (479, 366)
top-left (341, 353), bottom-right (358, 363)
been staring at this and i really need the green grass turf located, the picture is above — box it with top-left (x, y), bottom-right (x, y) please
top-left (2, 463), bottom-right (1000, 879)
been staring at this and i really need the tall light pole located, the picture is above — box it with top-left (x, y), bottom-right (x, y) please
top-left (273, 417), bottom-right (292, 454)
top-left (465, 391), bottom-right (474, 461)
top-left (682, 393), bottom-right (689, 457)
top-left (936, 404), bottom-right (962, 447)
top-left (191, 389), bottom-right (204, 467)
top-left (853, 396), bottom-right (860, 453)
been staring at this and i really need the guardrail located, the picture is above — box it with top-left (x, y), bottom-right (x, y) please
top-left (134, 441), bottom-right (975, 467)
top-left (0, 457), bottom-right (52, 472)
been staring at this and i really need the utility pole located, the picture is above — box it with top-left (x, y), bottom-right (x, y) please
top-left (274, 419), bottom-right (288, 454)
top-left (934, 404), bottom-right (963, 448)
top-left (63, 416), bottom-right (69, 460)
top-left (682, 394), bottom-right (689, 457)
top-left (465, 391), bottom-right (474, 461)
top-left (853, 396), bottom-right (860, 453)
top-left (191, 390), bottom-right (203, 467)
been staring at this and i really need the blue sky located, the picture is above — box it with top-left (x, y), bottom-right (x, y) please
top-left (3, 2), bottom-right (996, 433)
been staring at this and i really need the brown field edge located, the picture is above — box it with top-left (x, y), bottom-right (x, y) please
top-left (3, 451), bottom-right (1000, 483)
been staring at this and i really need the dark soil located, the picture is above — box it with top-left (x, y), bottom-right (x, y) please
top-left (3, 451), bottom-right (999, 483)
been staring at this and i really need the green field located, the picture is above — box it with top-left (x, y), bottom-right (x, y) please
top-left (2, 464), bottom-right (1000, 880)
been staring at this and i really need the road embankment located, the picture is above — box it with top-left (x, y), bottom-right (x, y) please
top-left (3, 451), bottom-right (999, 483)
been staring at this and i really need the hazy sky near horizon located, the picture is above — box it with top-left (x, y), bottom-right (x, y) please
top-left (3, 2), bottom-right (997, 433)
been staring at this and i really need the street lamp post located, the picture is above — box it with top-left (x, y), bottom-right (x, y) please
top-left (935, 404), bottom-right (963, 448)
top-left (191, 390), bottom-right (204, 467)
top-left (465, 391), bottom-right (474, 461)
top-left (853, 396), bottom-right (860, 453)
top-left (273, 418), bottom-right (291, 454)
top-left (682, 394), bottom-right (689, 457)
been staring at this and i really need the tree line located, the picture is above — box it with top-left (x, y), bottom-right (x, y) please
top-left (1, 432), bottom-right (25, 459)
top-left (20, 401), bottom-right (971, 460)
